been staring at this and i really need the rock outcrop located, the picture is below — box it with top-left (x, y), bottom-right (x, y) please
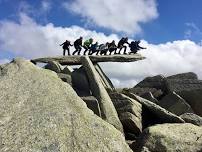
top-left (81, 56), bottom-right (123, 132)
top-left (136, 123), bottom-right (202, 152)
top-left (180, 113), bottom-right (202, 126)
top-left (0, 58), bottom-right (132, 152)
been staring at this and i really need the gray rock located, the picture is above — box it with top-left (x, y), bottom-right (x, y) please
top-left (44, 61), bottom-right (62, 73)
top-left (81, 96), bottom-right (101, 117)
top-left (81, 56), bottom-right (123, 132)
top-left (119, 112), bottom-right (142, 135)
top-left (109, 92), bottom-right (142, 135)
top-left (127, 87), bottom-right (163, 99)
top-left (0, 58), bottom-right (132, 152)
top-left (159, 92), bottom-right (193, 115)
top-left (71, 67), bottom-right (91, 96)
top-left (135, 75), bottom-right (166, 92)
top-left (137, 123), bottom-right (202, 152)
top-left (123, 92), bottom-right (185, 124)
top-left (61, 65), bottom-right (73, 75)
top-left (141, 92), bottom-right (159, 104)
top-left (179, 89), bottom-right (202, 117)
top-left (165, 79), bottom-right (202, 93)
top-left (57, 73), bottom-right (72, 85)
top-left (32, 54), bottom-right (146, 65)
top-left (94, 63), bottom-right (114, 90)
top-left (180, 113), bottom-right (202, 126)
top-left (167, 72), bottom-right (198, 80)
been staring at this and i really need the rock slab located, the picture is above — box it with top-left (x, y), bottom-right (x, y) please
top-left (0, 58), bottom-right (131, 152)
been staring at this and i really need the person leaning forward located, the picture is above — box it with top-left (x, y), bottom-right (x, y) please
top-left (72, 37), bottom-right (83, 55)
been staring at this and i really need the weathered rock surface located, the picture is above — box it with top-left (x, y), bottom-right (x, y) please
top-left (57, 73), bottom-right (72, 85)
top-left (123, 92), bottom-right (185, 125)
top-left (71, 67), bottom-right (91, 96)
top-left (165, 79), bottom-right (202, 93)
top-left (180, 113), bottom-right (202, 126)
top-left (119, 112), bottom-right (142, 135)
top-left (94, 63), bottom-right (114, 90)
top-left (81, 56), bottom-right (123, 132)
top-left (179, 89), bottom-right (202, 117)
top-left (32, 54), bottom-right (145, 65)
top-left (167, 72), bottom-right (198, 80)
top-left (135, 75), bottom-right (166, 92)
top-left (0, 58), bottom-right (132, 152)
top-left (44, 60), bottom-right (62, 73)
top-left (61, 65), bottom-right (73, 74)
top-left (141, 92), bottom-right (159, 104)
top-left (159, 92), bottom-right (193, 115)
top-left (109, 92), bottom-right (142, 135)
top-left (81, 96), bottom-right (101, 117)
top-left (136, 123), bottom-right (202, 152)
top-left (127, 87), bottom-right (163, 99)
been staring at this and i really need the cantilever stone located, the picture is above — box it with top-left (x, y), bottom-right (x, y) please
top-left (31, 54), bottom-right (145, 65)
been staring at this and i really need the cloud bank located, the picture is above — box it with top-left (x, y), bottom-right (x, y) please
top-left (0, 14), bottom-right (202, 88)
top-left (64, 0), bottom-right (158, 34)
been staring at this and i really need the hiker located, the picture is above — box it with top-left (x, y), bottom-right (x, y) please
top-left (72, 37), bottom-right (83, 55)
top-left (89, 42), bottom-right (99, 55)
top-left (129, 40), bottom-right (146, 54)
top-left (60, 40), bottom-right (73, 56)
top-left (83, 38), bottom-right (93, 55)
top-left (108, 40), bottom-right (117, 55)
top-left (117, 37), bottom-right (129, 54)
top-left (99, 43), bottom-right (109, 55)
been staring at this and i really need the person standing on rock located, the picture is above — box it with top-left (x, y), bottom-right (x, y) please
top-left (83, 38), bottom-right (93, 55)
top-left (108, 40), bottom-right (117, 55)
top-left (129, 40), bottom-right (146, 54)
top-left (89, 42), bottom-right (99, 55)
top-left (60, 40), bottom-right (73, 56)
top-left (117, 37), bottom-right (129, 54)
top-left (72, 37), bottom-right (83, 55)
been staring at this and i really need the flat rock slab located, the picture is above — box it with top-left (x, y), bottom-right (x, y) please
top-left (31, 54), bottom-right (145, 65)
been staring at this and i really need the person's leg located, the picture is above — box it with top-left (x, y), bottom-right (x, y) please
top-left (83, 46), bottom-right (88, 55)
top-left (67, 48), bottom-right (70, 56)
top-left (63, 49), bottom-right (65, 56)
top-left (123, 45), bottom-right (127, 54)
top-left (118, 46), bottom-right (123, 54)
top-left (72, 45), bottom-right (78, 55)
top-left (78, 46), bottom-right (82, 55)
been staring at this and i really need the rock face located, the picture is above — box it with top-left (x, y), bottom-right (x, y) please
top-left (167, 72), bottom-right (198, 80)
top-left (44, 61), bottom-right (62, 73)
top-left (71, 67), bottom-right (91, 96)
top-left (109, 92), bottom-right (142, 136)
top-left (81, 56), bottom-right (123, 132)
top-left (123, 92), bottom-right (185, 126)
top-left (180, 113), bottom-right (202, 126)
top-left (159, 92), bottom-right (193, 115)
top-left (136, 123), bottom-right (202, 152)
top-left (0, 58), bottom-right (132, 152)
top-left (179, 89), bottom-right (202, 117)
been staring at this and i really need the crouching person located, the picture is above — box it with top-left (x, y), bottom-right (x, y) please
top-left (129, 40), bottom-right (146, 54)
top-left (89, 42), bottom-right (99, 55)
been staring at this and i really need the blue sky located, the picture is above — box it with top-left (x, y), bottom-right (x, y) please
top-left (0, 0), bottom-right (202, 87)
top-left (0, 0), bottom-right (202, 43)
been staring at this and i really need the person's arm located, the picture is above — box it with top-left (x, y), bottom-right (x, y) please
top-left (138, 46), bottom-right (146, 49)
top-left (59, 42), bottom-right (64, 46)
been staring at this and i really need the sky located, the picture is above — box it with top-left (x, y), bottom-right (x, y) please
top-left (0, 0), bottom-right (202, 87)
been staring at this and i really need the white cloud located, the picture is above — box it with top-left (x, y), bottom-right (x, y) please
top-left (41, 0), bottom-right (52, 13)
top-left (0, 14), bottom-right (202, 88)
top-left (64, 0), bottom-right (158, 34)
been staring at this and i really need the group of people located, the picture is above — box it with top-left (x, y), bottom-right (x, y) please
top-left (60, 37), bottom-right (146, 56)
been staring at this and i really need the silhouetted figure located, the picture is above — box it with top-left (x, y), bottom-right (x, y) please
top-left (108, 40), bottom-right (117, 55)
top-left (117, 37), bottom-right (129, 54)
top-left (83, 38), bottom-right (93, 55)
top-left (60, 40), bottom-right (72, 56)
top-left (72, 37), bottom-right (83, 55)
top-left (129, 40), bottom-right (146, 54)
top-left (89, 42), bottom-right (99, 55)
top-left (99, 43), bottom-right (109, 55)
